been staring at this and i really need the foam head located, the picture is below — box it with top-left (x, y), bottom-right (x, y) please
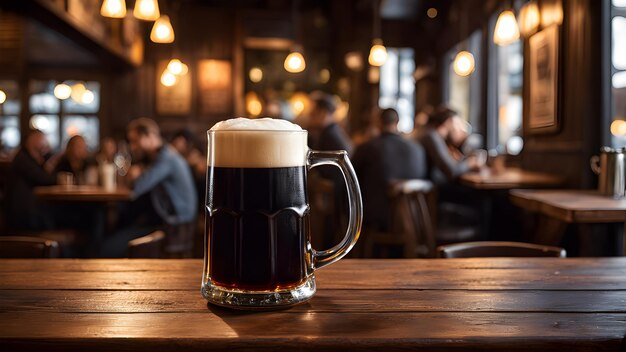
top-left (208, 118), bottom-right (307, 168)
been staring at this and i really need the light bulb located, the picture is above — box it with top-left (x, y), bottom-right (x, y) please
top-left (427, 7), bottom-right (438, 19)
top-left (518, 1), bottom-right (539, 37)
top-left (249, 67), bottom-right (263, 83)
top-left (284, 51), bottom-right (306, 73)
top-left (71, 83), bottom-right (86, 102)
top-left (150, 15), bottom-right (174, 43)
top-left (100, 0), bottom-right (126, 18)
top-left (161, 70), bottom-right (177, 87)
top-left (611, 120), bottom-right (626, 136)
top-left (0, 90), bottom-right (5, 104)
top-left (494, 10), bottom-right (520, 46)
top-left (167, 59), bottom-right (188, 75)
top-left (81, 90), bottom-right (95, 104)
top-left (319, 68), bottom-right (330, 84)
top-left (453, 51), bottom-right (475, 76)
top-left (134, 0), bottom-right (160, 21)
top-left (54, 83), bottom-right (72, 100)
top-left (345, 51), bottom-right (363, 72)
top-left (368, 39), bottom-right (387, 66)
top-left (245, 92), bottom-right (263, 116)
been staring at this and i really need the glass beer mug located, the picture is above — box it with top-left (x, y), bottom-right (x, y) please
top-left (201, 118), bottom-right (362, 309)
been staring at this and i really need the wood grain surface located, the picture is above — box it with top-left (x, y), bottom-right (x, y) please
top-left (1, 258), bottom-right (626, 351)
top-left (34, 185), bottom-right (131, 202)
top-left (459, 168), bottom-right (564, 190)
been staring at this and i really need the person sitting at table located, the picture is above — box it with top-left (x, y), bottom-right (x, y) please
top-left (352, 108), bottom-right (427, 233)
top-left (53, 135), bottom-right (95, 184)
top-left (5, 129), bottom-right (56, 231)
top-left (95, 137), bottom-right (117, 164)
top-left (100, 118), bottom-right (197, 258)
top-left (170, 129), bottom-right (205, 207)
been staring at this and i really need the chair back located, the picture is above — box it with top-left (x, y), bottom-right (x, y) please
top-left (128, 231), bottom-right (165, 258)
top-left (0, 236), bottom-right (60, 258)
top-left (437, 241), bottom-right (566, 258)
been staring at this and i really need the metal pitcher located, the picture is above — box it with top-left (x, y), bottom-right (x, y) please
top-left (590, 147), bottom-right (626, 198)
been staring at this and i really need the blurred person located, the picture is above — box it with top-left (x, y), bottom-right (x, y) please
top-left (352, 108), bottom-right (427, 233)
top-left (100, 118), bottom-right (197, 257)
top-left (351, 105), bottom-right (380, 147)
top-left (96, 137), bottom-right (117, 164)
top-left (308, 94), bottom-right (352, 154)
top-left (170, 129), bottom-right (206, 207)
top-left (410, 105), bottom-right (434, 140)
top-left (5, 129), bottom-right (55, 230)
top-left (53, 135), bottom-right (94, 183)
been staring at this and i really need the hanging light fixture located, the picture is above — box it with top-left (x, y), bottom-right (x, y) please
top-left (134, 0), bottom-right (160, 21)
top-left (518, 0), bottom-right (540, 37)
top-left (368, 0), bottom-right (387, 67)
top-left (494, 9), bottom-right (520, 46)
top-left (284, 46), bottom-right (306, 73)
top-left (101, 0), bottom-right (126, 18)
top-left (249, 67), bottom-right (263, 83)
top-left (0, 90), bottom-right (5, 104)
top-left (53, 83), bottom-right (72, 100)
top-left (150, 15), bottom-right (175, 43)
top-left (160, 70), bottom-right (177, 87)
top-left (167, 59), bottom-right (188, 75)
top-left (453, 51), bottom-right (475, 76)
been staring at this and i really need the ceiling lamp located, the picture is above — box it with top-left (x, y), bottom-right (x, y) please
top-left (150, 15), bottom-right (174, 43)
top-left (53, 83), bottom-right (72, 100)
top-left (453, 51), bottom-right (475, 77)
top-left (345, 51), bottom-right (363, 72)
top-left (100, 0), bottom-right (126, 18)
top-left (245, 92), bottom-right (263, 117)
top-left (518, 1), bottom-right (540, 37)
top-left (160, 70), bottom-right (177, 87)
top-left (167, 59), bottom-right (188, 75)
top-left (494, 10), bottom-right (520, 46)
top-left (319, 68), bottom-right (330, 84)
top-left (134, 0), bottom-right (160, 21)
top-left (249, 67), bottom-right (263, 83)
top-left (0, 90), bottom-right (5, 104)
top-left (284, 47), bottom-right (306, 73)
top-left (368, 38), bottom-right (387, 67)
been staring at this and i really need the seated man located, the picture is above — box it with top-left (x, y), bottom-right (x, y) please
top-left (101, 118), bottom-right (197, 257)
top-left (5, 129), bottom-right (56, 231)
top-left (352, 108), bottom-right (427, 232)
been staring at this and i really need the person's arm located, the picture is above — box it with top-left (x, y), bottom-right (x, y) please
top-left (423, 133), bottom-right (470, 180)
top-left (13, 153), bottom-right (56, 186)
top-left (131, 152), bottom-right (172, 199)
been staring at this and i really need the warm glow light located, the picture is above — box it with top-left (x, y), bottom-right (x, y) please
top-left (160, 70), bottom-right (177, 87)
top-left (0, 90), bottom-right (5, 104)
top-left (518, 1), bottom-right (540, 37)
top-left (368, 39), bottom-right (387, 66)
top-left (345, 51), bottom-right (363, 71)
top-left (167, 59), bottom-right (188, 75)
top-left (81, 90), bottom-right (94, 104)
top-left (100, 0), bottom-right (126, 18)
top-left (284, 51), bottom-right (306, 73)
top-left (245, 92), bottom-right (263, 117)
top-left (319, 68), bottom-right (330, 84)
top-left (368, 66), bottom-right (380, 83)
top-left (71, 83), bottom-right (86, 102)
top-left (541, 3), bottom-right (563, 27)
top-left (611, 120), bottom-right (626, 136)
top-left (289, 92), bottom-right (310, 116)
top-left (494, 10), bottom-right (520, 46)
top-left (453, 51), bottom-right (475, 76)
top-left (249, 67), bottom-right (263, 83)
top-left (53, 84), bottom-right (72, 100)
top-left (134, 0), bottom-right (160, 21)
top-left (151, 15), bottom-right (174, 43)
top-left (427, 7), bottom-right (438, 19)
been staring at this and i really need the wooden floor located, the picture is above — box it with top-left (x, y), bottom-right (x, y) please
top-left (1, 258), bottom-right (626, 351)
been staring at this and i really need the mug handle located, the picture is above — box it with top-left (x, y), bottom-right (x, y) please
top-left (307, 150), bottom-right (363, 270)
top-left (590, 155), bottom-right (601, 175)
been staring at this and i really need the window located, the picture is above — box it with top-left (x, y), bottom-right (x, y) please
top-left (29, 80), bottom-right (100, 151)
top-left (0, 80), bottom-right (21, 152)
top-left (379, 48), bottom-right (415, 133)
top-left (489, 11), bottom-right (524, 155)
top-left (442, 30), bottom-right (483, 131)
top-left (610, 1), bottom-right (626, 147)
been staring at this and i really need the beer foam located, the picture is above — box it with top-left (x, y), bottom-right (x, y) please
top-left (208, 118), bottom-right (308, 168)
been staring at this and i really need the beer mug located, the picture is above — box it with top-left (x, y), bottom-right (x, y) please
top-left (201, 118), bottom-right (362, 309)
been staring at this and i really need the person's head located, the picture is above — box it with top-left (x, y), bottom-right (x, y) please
top-left (65, 135), bottom-right (88, 163)
top-left (171, 129), bottom-right (195, 156)
top-left (448, 116), bottom-right (471, 147)
top-left (428, 106), bottom-right (458, 138)
top-left (99, 137), bottom-right (117, 159)
top-left (24, 129), bottom-right (50, 161)
top-left (309, 94), bottom-right (337, 128)
top-left (127, 118), bottom-right (162, 161)
top-left (379, 108), bottom-right (400, 133)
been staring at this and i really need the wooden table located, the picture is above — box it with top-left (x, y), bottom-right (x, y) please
top-left (34, 185), bottom-right (131, 202)
top-left (510, 189), bottom-right (626, 254)
top-left (2, 258), bottom-right (626, 351)
top-left (459, 167), bottom-right (564, 190)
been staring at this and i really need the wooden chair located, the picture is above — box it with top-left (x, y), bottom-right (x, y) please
top-left (0, 236), bottom-right (60, 258)
top-left (437, 241), bottom-right (566, 258)
top-left (128, 230), bottom-right (165, 258)
top-left (364, 179), bottom-right (437, 258)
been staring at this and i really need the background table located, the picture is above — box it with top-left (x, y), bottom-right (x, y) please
top-left (2, 258), bottom-right (626, 351)
top-left (459, 168), bottom-right (564, 190)
top-left (34, 185), bottom-right (131, 202)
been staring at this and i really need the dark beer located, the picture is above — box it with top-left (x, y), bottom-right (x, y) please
top-left (206, 166), bottom-right (310, 291)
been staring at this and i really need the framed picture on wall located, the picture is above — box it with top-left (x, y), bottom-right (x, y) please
top-left (528, 24), bottom-right (560, 133)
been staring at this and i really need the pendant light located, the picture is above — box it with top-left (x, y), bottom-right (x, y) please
top-left (518, 0), bottom-right (540, 37)
top-left (452, 4), bottom-right (475, 76)
top-left (150, 15), bottom-right (175, 43)
top-left (134, 0), bottom-right (160, 21)
top-left (368, 0), bottom-right (387, 67)
top-left (284, 0), bottom-right (306, 73)
top-left (53, 83), bottom-right (72, 100)
top-left (0, 90), bottom-right (5, 104)
top-left (100, 0), bottom-right (126, 18)
top-left (167, 59), bottom-right (188, 75)
top-left (494, 5), bottom-right (520, 46)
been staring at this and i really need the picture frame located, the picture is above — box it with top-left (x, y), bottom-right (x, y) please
top-left (528, 24), bottom-right (560, 133)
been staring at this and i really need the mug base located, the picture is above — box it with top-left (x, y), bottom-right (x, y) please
top-left (202, 275), bottom-right (316, 310)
